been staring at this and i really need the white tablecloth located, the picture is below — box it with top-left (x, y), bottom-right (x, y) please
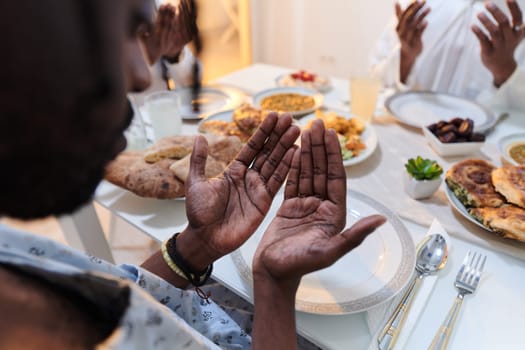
top-left (92, 63), bottom-right (525, 350)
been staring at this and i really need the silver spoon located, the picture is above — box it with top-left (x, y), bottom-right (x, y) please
top-left (377, 233), bottom-right (449, 350)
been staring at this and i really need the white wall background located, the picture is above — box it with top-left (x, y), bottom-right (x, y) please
top-left (251, 0), bottom-right (396, 79)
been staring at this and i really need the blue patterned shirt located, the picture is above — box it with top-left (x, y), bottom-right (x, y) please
top-left (0, 224), bottom-right (251, 349)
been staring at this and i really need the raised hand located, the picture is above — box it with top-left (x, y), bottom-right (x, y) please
top-left (396, 1), bottom-right (431, 83)
top-left (472, 0), bottom-right (525, 87)
top-left (253, 120), bottom-right (386, 290)
top-left (250, 120), bottom-right (386, 349)
top-left (141, 2), bottom-right (197, 64)
top-left (179, 113), bottom-right (300, 270)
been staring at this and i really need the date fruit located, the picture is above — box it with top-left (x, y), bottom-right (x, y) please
top-left (427, 117), bottom-right (485, 143)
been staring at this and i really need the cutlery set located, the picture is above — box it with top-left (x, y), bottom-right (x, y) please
top-left (378, 235), bottom-right (487, 350)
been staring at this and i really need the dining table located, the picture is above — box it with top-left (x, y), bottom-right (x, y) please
top-left (63, 63), bottom-right (525, 349)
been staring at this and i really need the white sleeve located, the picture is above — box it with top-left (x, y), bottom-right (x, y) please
top-left (484, 65), bottom-right (525, 111)
top-left (369, 17), bottom-right (401, 88)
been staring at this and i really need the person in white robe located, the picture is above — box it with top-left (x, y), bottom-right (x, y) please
top-left (371, 0), bottom-right (525, 110)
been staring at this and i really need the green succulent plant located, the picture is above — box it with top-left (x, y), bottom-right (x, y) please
top-left (405, 156), bottom-right (443, 181)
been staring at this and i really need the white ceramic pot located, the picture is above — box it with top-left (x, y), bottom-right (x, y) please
top-left (403, 172), bottom-right (442, 199)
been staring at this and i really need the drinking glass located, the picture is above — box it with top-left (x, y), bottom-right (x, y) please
top-left (124, 95), bottom-right (149, 150)
top-left (350, 76), bottom-right (382, 123)
top-left (143, 91), bottom-right (182, 141)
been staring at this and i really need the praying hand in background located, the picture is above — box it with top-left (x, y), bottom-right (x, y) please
top-left (472, 0), bottom-right (525, 87)
top-left (141, 1), bottom-right (197, 64)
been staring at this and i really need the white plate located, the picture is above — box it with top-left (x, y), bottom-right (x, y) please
top-left (275, 73), bottom-right (332, 93)
top-left (444, 183), bottom-right (489, 232)
top-left (299, 110), bottom-right (378, 167)
top-left (175, 85), bottom-right (246, 120)
top-left (385, 92), bottom-right (495, 133)
top-left (498, 133), bottom-right (525, 166)
top-left (253, 87), bottom-right (324, 117)
top-left (232, 189), bottom-right (416, 315)
top-left (422, 127), bottom-right (484, 157)
top-left (197, 109), bottom-right (235, 132)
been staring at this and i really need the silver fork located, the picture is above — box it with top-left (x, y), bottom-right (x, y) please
top-left (428, 251), bottom-right (487, 350)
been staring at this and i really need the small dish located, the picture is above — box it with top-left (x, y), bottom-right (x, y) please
top-left (403, 172), bottom-right (442, 199)
top-left (422, 127), bottom-right (484, 157)
top-left (498, 133), bottom-right (525, 166)
top-left (253, 86), bottom-right (323, 117)
top-left (275, 72), bottom-right (332, 93)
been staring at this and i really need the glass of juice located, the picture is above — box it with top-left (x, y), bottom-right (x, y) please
top-left (350, 77), bottom-right (382, 123)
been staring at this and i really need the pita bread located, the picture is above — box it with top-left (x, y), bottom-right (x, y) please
top-left (445, 159), bottom-right (505, 208)
top-left (469, 205), bottom-right (525, 242)
top-left (492, 165), bottom-right (525, 209)
top-left (169, 154), bottom-right (226, 183)
top-left (143, 135), bottom-right (196, 163)
top-left (105, 151), bottom-right (185, 199)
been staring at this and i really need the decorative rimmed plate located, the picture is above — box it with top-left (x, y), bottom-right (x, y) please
top-left (175, 85), bottom-right (246, 120)
top-left (444, 184), bottom-right (489, 232)
top-left (253, 86), bottom-right (324, 117)
top-left (498, 133), bottom-right (525, 166)
top-left (231, 189), bottom-right (416, 315)
top-left (275, 72), bottom-right (332, 93)
top-left (385, 91), bottom-right (496, 133)
top-left (299, 110), bottom-right (378, 167)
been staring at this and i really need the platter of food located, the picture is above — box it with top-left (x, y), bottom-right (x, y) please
top-left (444, 184), bottom-right (488, 231)
top-left (445, 158), bottom-right (525, 242)
top-left (198, 104), bottom-right (270, 142)
top-left (175, 85), bottom-right (247, 120)
top-left (299, 109), bottom-right (378, 166)
top-left (253, 86), bottom-right (323, 117)
top-left (104, 134), bottom-right (242, 199)
top-left (385, 91), bottom-right (496, 133)
top-left (275, 70), bottom-right (332, 93)
top-left (231, 189), bottom-right (416, 315)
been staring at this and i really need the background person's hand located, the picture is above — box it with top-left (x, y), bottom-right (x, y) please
top-left (395, 1), bottom-right (431, 83)
top-left (472, 0), bottom-right (525, 87)
top-left (178, 113), bottom-right (300, 270)
top-left (252, 120), bottom-right (386, 291)
top-left (142, 2), bottom-right (197, 64)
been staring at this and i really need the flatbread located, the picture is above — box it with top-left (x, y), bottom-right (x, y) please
top-left (104, 134), bottom-right (242, 199)
top-left (469, 205), bottom-right (525, 242)
top-left (169, 154), bottom-right (226, 183)
top-left (207, 135), bottom-right (242, 164)
top-left (445, 159), bottom-right (505, 208)
top-left (143, 135), bottom-right (196, 163)
top-left (105, 151), bottom-right (185, 199)
top-left (492, 165), bottom-right (525, 209)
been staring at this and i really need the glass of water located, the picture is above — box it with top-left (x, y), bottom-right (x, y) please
top-left (143, 91), bottom-right (182, 141)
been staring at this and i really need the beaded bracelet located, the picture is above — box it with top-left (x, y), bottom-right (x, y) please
top-left (165, 233), bottom-right (213, 287)
top-left (161, 240), bottom-right (188, 281)
top-left (162, 233), bottom-right (213, 303)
